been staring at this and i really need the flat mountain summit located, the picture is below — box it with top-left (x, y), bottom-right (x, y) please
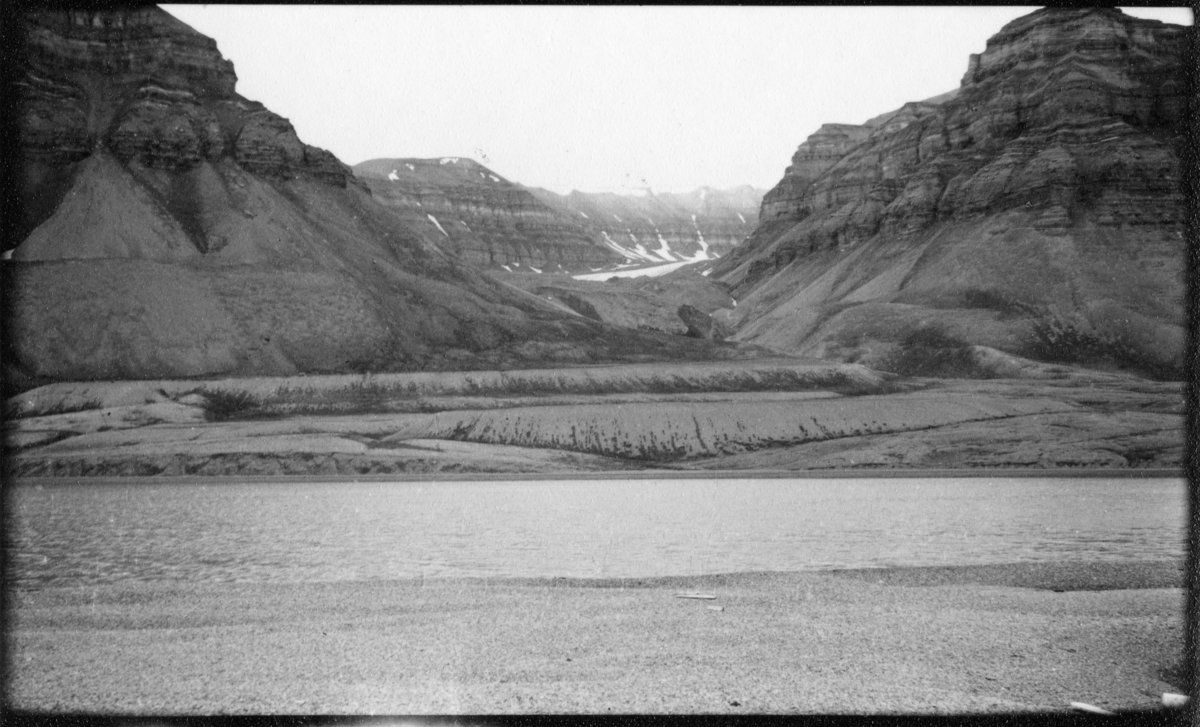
top-left (713, 8), bottom-right (1188, 379)
top-left (4, 7), bottom-right (740, 386)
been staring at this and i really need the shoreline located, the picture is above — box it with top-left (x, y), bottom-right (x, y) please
top-left (7, 467), bottom-right (1185, 486)
top-left (10, 560), bottom-right (1185, 714)
top-left (10, 559), bottom-right (1187, 593)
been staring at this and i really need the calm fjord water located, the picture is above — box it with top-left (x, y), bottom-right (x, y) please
top-left (9, 477), bottom-right (1186, 587)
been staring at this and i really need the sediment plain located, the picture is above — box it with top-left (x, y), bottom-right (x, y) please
top-left (5, 358), bottom-right (1183, 477)
top-left (8, 561), bottom-right (1185, 713)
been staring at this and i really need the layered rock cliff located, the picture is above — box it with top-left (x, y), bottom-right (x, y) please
top-left (527, 186), bottom-right (762, 268)
top-left (354, 158), bottom-right (620, 271)
top-left (714, 8), bottom-right (1188, 379)
top-left (353, 159), bottom-right (762, 274)
top-left (5, 7), bottom-right (739, 386)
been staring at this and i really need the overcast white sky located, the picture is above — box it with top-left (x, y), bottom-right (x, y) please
top-left (160, 5), bottom-right (1192, 194)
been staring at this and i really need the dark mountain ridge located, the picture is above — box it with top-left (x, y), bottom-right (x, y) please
top-left (353, 156), bottom-right (763, 274)
top-left (4, 7), bottom-right (742, 387)
top-left (353, 157), bottom-right (620, 272)
top-left (713, 8), bottom-right (1189, 379)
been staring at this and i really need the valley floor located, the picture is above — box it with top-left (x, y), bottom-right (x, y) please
top-left (8, 561), bottom-right (1184, 714)
top-left (4, 359), bottom-right (1183, 477)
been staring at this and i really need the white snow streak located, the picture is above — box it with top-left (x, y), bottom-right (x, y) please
top-left (654, 231), bottom-right (677, 261)
top-left (406, 163), bottom-right (415, 171)
top-left (578, 211), bottom-right (589, 219)
top-left (573, 261), bottom-right (692, 281)
top-left (489, 174), bottom-right (501, 182)
top-left (388, 170), bottom-right (399, 181)
top-left (737, 213), bottom-right (747, 224)
top-left (599, 231), bottom-right (659, 263)
top-left (427, 214), bottom-right (449, 237)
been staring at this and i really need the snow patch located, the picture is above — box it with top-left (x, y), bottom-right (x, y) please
top-left (578, 211), bottom-right (589, 219)
top-left (427, 214), bottom-right (449, 237)
top-left (440, 157), bottom-right (460, 165)
top-left (489, 174), bottom-right (501, 182)
top-left (573, 261), bottom-right (692, 281)
top-left (599, 231), bottom-right (659, 263)
top-left (691, 214), bottom-right (698, 227)
top-left (501, 264), bottom-right (512, 272)
top-left (654, 232), bottom-right (677, 262)
top-left (612, 214), bottom-right (622, 222)
top-left (387, 170), bottom-right (399, 181)
top-left (406, 163), bottom-right (415, 171)
top-left (529, 266), bottom-right (542, 274)
top-left (737, 213), bottom-right (747, 224)
top-left (701, 269), bottom-right (711, 277)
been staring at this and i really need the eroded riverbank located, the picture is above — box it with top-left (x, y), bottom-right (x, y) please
top-left (5, 359), bottom-right (1183, 476)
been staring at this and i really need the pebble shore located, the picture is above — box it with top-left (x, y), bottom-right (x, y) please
top-left (9, 560), bottom-right (1185, 714)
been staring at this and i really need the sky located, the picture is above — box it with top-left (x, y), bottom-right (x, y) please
top-left (160, 5), bottom-right (1192, 195)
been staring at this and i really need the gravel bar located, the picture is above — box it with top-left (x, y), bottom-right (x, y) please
top-left (9, 560), bottom-right (1186, 714)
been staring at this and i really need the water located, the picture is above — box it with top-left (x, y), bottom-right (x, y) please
top-left (7, 477), bottom-right (1186, 587)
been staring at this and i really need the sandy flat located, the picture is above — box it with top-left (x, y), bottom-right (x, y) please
top-left (8, 561), bottom-right (1184, 714)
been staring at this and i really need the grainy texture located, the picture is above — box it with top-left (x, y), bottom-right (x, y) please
top-left (8, 562), bottom-right (1184, 714)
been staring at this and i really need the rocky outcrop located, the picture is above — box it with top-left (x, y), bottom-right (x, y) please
top-left (715, 8), bottom-right (1188, 379)
top-left (354, 158), bottom-right (618, 271)
top-left (677, 305), bottom-right (730, 340)
top-left (5, 7), bottom-right (742, 385)
top-left (15, 9), bottom-right (360, 242)
top-left (528, 186), bottom-right (762, 268)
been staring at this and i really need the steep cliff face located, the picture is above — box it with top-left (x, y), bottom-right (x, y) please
top-left (15, 8), bottom-right (358, 254)
top-left (6, 7), bottom-right (736, 385)
top-left (527, 186), bottom-right (762, 268)
top-left (715, 8), bottom-right (1188, 379)
top-left (354, 158), bottom-right (619, 271)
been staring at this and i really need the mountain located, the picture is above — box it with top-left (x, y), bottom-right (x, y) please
top-left (526, 186), bottom-right (762, 268)
top-left (354, 158), bottom-right (764, 274)
top-left (712, 8), bottom-right (1188, 379)
top-left (354, 157), bottom-right (621, 272)
top-left (4, 7), bottom-right (740, 387)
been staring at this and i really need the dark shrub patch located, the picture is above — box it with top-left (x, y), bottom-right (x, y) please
top-left (198, 388), bottom-right (264, 421)
top-left (881, 324), bottom-right (994, 379)
top-left (1024, 309), bottom-right (1183, 381)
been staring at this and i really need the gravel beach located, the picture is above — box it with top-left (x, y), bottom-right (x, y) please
top-left (8, 560), bottom-right (1185, 714)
